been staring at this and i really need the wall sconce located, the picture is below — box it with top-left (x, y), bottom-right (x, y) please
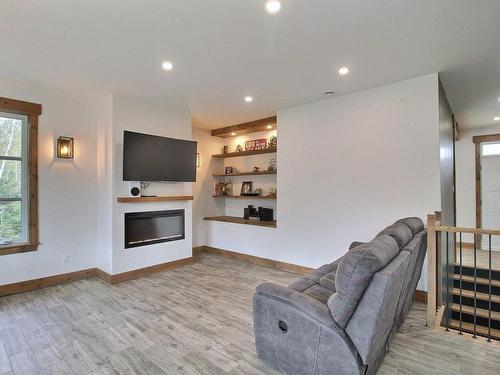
top-left (57, 136), bottom-right (74, 159)
top-left (196, 153), bottom-right (200, 168)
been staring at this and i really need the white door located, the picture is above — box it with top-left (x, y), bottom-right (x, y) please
top-left (481, 147), bottom-right (500, 250)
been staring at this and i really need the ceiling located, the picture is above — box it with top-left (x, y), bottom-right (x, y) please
top-left (0, 0), bottom-right (499, 129)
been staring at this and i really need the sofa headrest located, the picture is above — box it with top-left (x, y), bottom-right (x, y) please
top-left (377, 222), bottom-right (412, 249)
top-left (328, 235), bottom-right (399, 328)
top-left (395, 217), bottom-right (424, 235)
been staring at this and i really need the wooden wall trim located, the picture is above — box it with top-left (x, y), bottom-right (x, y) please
top-left (0, 268), bottom-right (96, 297)
top-left (472, 133), bottom-right (500, 144)
top-left (414, 290), bottom-right (428, 304)
top-left (194, 246), bottom-right (313, 275)
top-left (1, 258), bottom-right (194, 296)
top-left (0, 96), bottom-right (42, 115)
top-left (103, 257), bottom-right (193, 284)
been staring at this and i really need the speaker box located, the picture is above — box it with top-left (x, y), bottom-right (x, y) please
top-left (129, 181), bottom-right (141, 197)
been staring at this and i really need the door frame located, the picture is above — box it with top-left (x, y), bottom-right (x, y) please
top-left (472, 133), bottom-right (500, 248)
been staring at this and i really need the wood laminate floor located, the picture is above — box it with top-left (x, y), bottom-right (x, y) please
top-left (0, 254), bottom-right (499, 375)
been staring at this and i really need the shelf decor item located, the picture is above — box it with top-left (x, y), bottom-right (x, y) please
top-left (225, 166), bottom-right (234, 174)
top-left (235, 144), bottom-right (243, 152)
top-left (240, 181), bottom-right (253, 195)
top-left (268, 135), bottom-right (277, 148)
top-left (222, 145), bottom-right (228, 154)
top-left (245, 138), bottom-right (267, 151)
top-left (267, 159), bottom-right (277, 172)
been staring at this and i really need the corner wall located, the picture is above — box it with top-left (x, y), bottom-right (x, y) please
top-left (196, 74), bottom-right (441, 291)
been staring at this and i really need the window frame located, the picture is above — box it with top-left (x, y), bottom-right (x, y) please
top-left (0, 97), bottom-right (41, 256)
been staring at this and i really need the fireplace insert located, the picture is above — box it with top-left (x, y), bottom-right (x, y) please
top-left (124, 209), bottom-right (185, 249)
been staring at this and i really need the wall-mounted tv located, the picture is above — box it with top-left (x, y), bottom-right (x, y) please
top-left (123, 131), bottom-right (197, 182)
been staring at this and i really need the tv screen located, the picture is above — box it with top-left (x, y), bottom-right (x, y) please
top-left (123, 131), bottom-right (197, 182)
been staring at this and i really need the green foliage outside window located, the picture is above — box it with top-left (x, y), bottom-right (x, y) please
top-left (0, 117), bottom-right (23, 242)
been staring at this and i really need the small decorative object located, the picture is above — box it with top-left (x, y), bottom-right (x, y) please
top-left (245, 138), bottom-right (267, 151)
top-left (268, 188), bottom-right (277, 197)
top-left (57, 136), bottom-right (74, 159)
top-left (214, 182), bottom-right (224, 196)
top-left (268, 159), bottom-right (277, 172)
top-left (254, 188), bottom-right (263, 196)
top-left (196, 153), bottom-right (200, 168)
top-left (253, 166), bottom-right (260, 173)
top-left (240, 181), bottom-right (253, 196)
top-left (268, 135), bottom-right (277, 148)
top-left (222, 180), bottom-right (233, 195)
top-left (222, 145), bottom-right (228, 154)
top-left (225, 166), bottom-right (234, 174)
top-left (235, 144), bottom-right (243, 152)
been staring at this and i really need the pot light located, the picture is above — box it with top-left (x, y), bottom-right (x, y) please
top-left (265, 1), bottom-right (281, 14)
top-left (267, 125), bottom-right (273, 129)
top-left (324, 91), bottom-right (335, 96)
top-left (244, 96), bottom-right (253, 103)
top-left (495, 117), bottom-right (500, 121)
top-left (338, 67), bottom-right (349, 76)
top-left (161, 61), bottom-right (173, 71)
top-left (231, 132), bottom-right (237, 136)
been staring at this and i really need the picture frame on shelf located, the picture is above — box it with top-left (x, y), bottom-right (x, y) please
top-left (240, 181), bottom-right (253, 196)
top-left (245, 138), bottom-right (267, 151)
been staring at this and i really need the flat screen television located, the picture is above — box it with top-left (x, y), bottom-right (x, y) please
top-left (123, 131), bottom-right (197, 182)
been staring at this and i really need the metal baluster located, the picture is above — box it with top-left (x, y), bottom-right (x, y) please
top-left (473, 234), bottom-right (477, 338)
top-left (445, 231), bottom-right (449, 331)
top-left (459, 232), bottom-right (463, 334)
top-left (488, 234), bottom-right (492, 342)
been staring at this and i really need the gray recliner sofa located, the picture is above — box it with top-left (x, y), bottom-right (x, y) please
top-left (253, 217), bottom-right (426, 375)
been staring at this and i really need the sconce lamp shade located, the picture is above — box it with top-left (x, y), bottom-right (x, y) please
top-left (57, 136), bottom-right (74, 158)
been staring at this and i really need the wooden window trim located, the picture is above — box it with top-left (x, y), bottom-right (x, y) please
top-left (0, 97), bottom-right (41, 256)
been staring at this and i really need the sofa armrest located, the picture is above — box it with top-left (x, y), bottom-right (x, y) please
top-left (255, 282), bottom-right (339, 329)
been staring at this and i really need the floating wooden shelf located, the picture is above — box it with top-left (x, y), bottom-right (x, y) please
top-left (211, 116), bottom-right (277, 138)
top-left (212, 147), bottom-right (277, 158)
top-left (117, 195), bottom-right (194, 203)
top-left (213, 171), bottom-right (277, 177)
top-left (212, 195), bottom-right (276, 200)
top-left (204, 216), bottom-right (276, 228)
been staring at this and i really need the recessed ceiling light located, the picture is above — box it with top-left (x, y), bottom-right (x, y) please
top-left (265, 1), bottom-right (281, 14)
top-left (338, 67), bottom-right (349, 76)
top-left (267, 125), bottom-right (273, 129)
top-left (244, 96), bottom-right (253, 103)
top-left (231, 132), bottom-right (237, 136)
top-left (324, 91), bottom-right (335, 96)
top-left (495, 116), bottom-right (500, 121)
top-left (161, 61), bottom-right (173, 71)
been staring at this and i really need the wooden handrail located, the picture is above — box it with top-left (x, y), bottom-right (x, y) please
top-left (436, 225), bottom-right (500, 236)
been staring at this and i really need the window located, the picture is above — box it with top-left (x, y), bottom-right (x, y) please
top-left (481, 142), bottom-right (500, 156)
top-left (0, 97), bottom-right (41, 256)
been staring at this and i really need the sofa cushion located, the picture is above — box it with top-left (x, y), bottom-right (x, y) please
top-left (319, 271), bottom-right (336, 291)
top-left (328, 235), bottom-right (399, 328)
top-left (303, 284), bottom-right (335, 304)
top-left (395, 217), bottom-right (424, 235)
top-left (377, 222), bottom-right (412, 248)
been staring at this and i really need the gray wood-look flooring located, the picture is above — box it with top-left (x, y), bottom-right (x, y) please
top-left (0, 254), bottom-right (499, 375)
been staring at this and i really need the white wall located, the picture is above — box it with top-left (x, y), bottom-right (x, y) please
top-left (0, 75), bottom-right (100, 284)
top-left (110, 96), bottom-right (193, 274)
top-left (192, 126), bottom-right (224, 247)
top-left (456, 123), bottom-right (500, 242)
top-left (197, 74), bottom-right (441, 291)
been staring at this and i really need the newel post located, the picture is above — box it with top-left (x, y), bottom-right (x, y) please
top-left (427, 212), bottom-right (437, 328)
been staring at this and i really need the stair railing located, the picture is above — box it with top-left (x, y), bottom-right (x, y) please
top-left (427, 211), bottom-right (497, 341)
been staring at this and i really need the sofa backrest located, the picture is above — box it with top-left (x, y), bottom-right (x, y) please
top-left (345, 250), bottom-right (411, 364)
top-left (327, 235), bottom-right (399, 328)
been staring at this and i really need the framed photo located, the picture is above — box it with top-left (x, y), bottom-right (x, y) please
top-left (240, 181), bottom-right (253, 196)
top-left (245, 138), bottom-right (267, 151)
